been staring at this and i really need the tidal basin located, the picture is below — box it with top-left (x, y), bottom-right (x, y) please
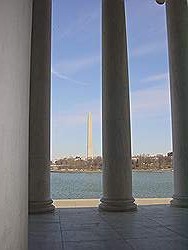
top-left (51, 171), bottom-right (173, 199)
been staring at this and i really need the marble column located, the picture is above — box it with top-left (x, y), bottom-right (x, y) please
top-left (99, 0), bottom-right (137, 212)
top-left (29, 0), bottom-right (55, 213)
top-left (0, 0), bottom-right (32, 248)
top-left (157, 0), bottom-right (188, 207)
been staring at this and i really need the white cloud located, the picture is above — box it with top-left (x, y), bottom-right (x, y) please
top-left (53, 99), bottom-right (101, 128)
top-left (54, 113), bottom-right (86, 126)
top-left (52, 70), bottom-right (90, 86)
top-left (61, 9), bottom-right (99, 39)
top-left (131, 85), bottom-right (171, 117)
top-left (53, 85), bottom-right (171, 127)
top-left (54, 54), bottom-right (100, 76)
top-left (130, 42), bottom-right (165, 58)
top-left (140, 72), bottom-right (169, 83)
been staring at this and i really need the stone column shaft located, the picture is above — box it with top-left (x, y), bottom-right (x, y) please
top-left (99, 0), bottom-right (137, 212)
top-left (0, 0), bottom-right (32, 248)
top-left (29, 0), bottom-right (54, 213)
top-left (164, 0), bottom-right (188, 208)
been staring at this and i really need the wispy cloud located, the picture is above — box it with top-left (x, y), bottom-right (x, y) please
top-left (53, 99), bottom-right (101, 128)
top-left (61, 9), bottom-right (99, 39)
top-left (131, 85), bottom-right (170, 117)
top-left (140, 72), bottom-right (169, 83)
top-left (53, 54), bottom-right (100, 76)
top-left (130, 42), bottom-right (165, 58)
top-left (53, 84), bottom-right (171, 128)
top-left (53, 85), bottom-right (171, 127)
top-left (52, 70), bottom-right (90, 86)
top-left (54, 113), bottom-right (86, 126)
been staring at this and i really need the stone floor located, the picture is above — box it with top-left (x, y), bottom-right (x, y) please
top-left (29, 199), bottom-right (188, 250)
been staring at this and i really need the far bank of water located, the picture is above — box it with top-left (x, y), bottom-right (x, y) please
top-left (51, 171), bottom-right (173, 199)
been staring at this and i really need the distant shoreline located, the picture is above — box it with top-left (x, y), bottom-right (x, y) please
top-left (50, 169), bottom-right (102, 174)
top-left (50, 168), bottom-right (173, 174)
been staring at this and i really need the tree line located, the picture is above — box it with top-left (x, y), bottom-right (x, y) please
top-left (51, 153), bottom-right (173, 172)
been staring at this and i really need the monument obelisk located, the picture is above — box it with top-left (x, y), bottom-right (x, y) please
top-left (87, 112), bottom-right (93, 159)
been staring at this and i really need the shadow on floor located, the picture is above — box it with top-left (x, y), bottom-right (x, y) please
top-left (29, 204), bottom-right (188, 250)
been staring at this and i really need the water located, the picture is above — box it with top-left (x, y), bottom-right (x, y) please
top-left (51, 171), bottom-right (174, 199)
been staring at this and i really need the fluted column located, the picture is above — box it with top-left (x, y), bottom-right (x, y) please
top-left (29, 0), bottom-right (55, 213)
top-left (0, 0), bottom-right (32, 248)
top-left (157, 0), bottom-right (188, 207)
top-left (99, 0), bottom-right (137, 212)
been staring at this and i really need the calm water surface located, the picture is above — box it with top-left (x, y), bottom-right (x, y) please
top-left (51, 171), bottom-right (173, 199)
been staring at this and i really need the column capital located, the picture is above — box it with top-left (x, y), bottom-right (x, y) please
top-left (156, 0), bottom-right (165, 4)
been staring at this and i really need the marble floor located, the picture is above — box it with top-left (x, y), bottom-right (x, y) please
top-left (29, 199), bottom-right (188, 250)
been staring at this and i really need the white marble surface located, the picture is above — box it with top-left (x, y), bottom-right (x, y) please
top-left (166, 0), bottom-right (188, 207)
top-left (100, 0), bottom-right (136, 212)
top-left (53, 198), bottom-right (171, 208)
top-left (0, 0), bottom-right (32, 249)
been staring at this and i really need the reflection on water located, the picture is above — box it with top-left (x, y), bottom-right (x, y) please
top-left (51, 171), bottom-right (173, 199)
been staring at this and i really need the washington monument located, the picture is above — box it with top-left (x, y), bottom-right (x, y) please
top-left (87, 112), bottom-right (93, 159)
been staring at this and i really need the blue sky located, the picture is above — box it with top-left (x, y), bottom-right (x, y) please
top-left (51, 0), bottom-right (171, 159)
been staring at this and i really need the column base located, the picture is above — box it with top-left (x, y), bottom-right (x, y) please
top-left (99, 197), bottom-right (137, 212)
top-left (29, 199), bottom-right (55, 214)
top-left (171, 196), bottom-right (188, 208)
